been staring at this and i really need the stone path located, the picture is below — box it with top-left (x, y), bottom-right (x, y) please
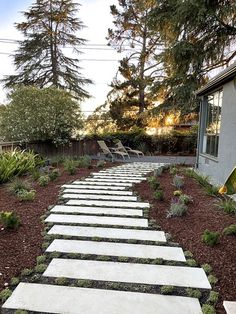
top-left (3, 162), bottom-right (211, 314)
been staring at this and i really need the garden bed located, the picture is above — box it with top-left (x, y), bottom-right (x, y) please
top-left (0, 161), bottom-right (115, 291)
top-left (135, 169), bottom-right (236, 314)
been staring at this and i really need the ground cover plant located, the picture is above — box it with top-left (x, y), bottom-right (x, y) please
top-left (135, 167), bottom-right (236, 314)
top-left (0, 159), bottom-right (115, 291)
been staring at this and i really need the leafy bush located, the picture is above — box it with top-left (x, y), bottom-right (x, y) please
top-left (0, 288), bottom-right (12, 302)
top-left (17, 189), bottom-right (35, 201)
top-left (207, 291), bottom-right (219, 304)
top-left (34, 264), bottom-right (47, 273)
top-left (167, 198), bottom-right (187, 218)
top-left (0, 149), bottom-right (43, 183)
top-left (160, 285), bottom-right (174, 294)
top-left (36, 255), bottom-right (47, 264)
top-left (186, 288), bottom-right (202, 299)
top-left (215, 199), bottom-right (236, 214)
top-left (154, 190), bottom-right (164, 201)
top-left (208, 275), bottom-right (218, 285)
top-left (96, 160), bottom-right (106, 168)
top-left (63, 159), bottom-right (77, 175)
top-left (179, 193), bottom-right (193, 205)
top-left (55, 277), bottom-right (68, 285)
top-left (173, 175), bottom-right (184, 189)
top-left (8, 178), bottom-right (32, 195)
top-left (77, 155), bottom-right (91, 168)
top-left (186, 259), bottom-right (198, 267)
top-left (223, 224), bottom-right (236, 235)
top-left (38, 175), bottom-right (50, 187)
top-left (154, 167), bottom-right (163, 176)
top-left (49, 169), bottom-right (60, 181)
top-left (201, 264), bottom-right (213, 274)
top-left (10, 277), bottom-right (20, 286)
top-left (202, 304), bottom-right (216, 314)
top-left (148, 176), bottom-right (160, 190)
top-left (202, 230), bottom-right (220, 246)
top-left (0, 211), bottom-right (20, 229)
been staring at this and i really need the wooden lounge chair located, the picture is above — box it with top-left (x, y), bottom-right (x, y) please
top-left (115, 140), bottom-right (144, 158)
top-left (97, 140), bottom-right (130, 160)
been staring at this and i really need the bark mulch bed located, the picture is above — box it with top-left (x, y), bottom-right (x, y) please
top-left (0, 162), bottom-right (115, 291)
top-left (135, 169), bottom-right (236, 314)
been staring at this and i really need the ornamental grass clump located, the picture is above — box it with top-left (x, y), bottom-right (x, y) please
top-left (38, 175), bottom-right (50, 187)
top-left (173, 175), bottom-right (184, 189)
top-left (0, 211), bottom-right (20, 229)
top-left (49, 168), bottom-right (60, 181)
top-left (167, 198), bottom-right (187, 218)
top-left (154, 189), bottom-right (164, 201)
top-left (202, 230), bottom-right (220, 246)
top-left (77, 155), bottom-right (92, 168)
top-left (215, 198), bottom-right (236, 215)
top-left (223, 224), bottom-right (236, 236)
top-left (148, 176), bottom-right (160, 190)
top-left (63, 158), bottom-right (77, 175)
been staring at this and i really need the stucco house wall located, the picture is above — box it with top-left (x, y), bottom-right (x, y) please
top-left (197, 79), bottom-right (236, 185)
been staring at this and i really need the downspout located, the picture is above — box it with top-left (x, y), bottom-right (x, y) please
top-left (195, 96), bottom-right (203, 169)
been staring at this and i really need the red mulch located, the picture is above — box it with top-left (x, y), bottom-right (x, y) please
top-left (135, 170), bottom-right (236, 314)
top-left (0, 162), bottom-right (115, 290)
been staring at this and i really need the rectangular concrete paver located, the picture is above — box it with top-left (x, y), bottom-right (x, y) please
top-left (92, 172), bottom-right (143, 177)
top-left (50, 205), bottom-right (143, 217)
top-left (86, 178), bottom-right (142, 183)
top-left (73, 181), bottom-right (132, 187)
top-left (44, 259), bottom-right (211, 289)
top-left (62, 184), bottom-right (128, 191)
top-left (48, 225), bottom-right (166, 242)
top-left (45, 214), bottom-right (148, 227)
top-left (62, 189), bottom-right (133, 195)
top-left (67, 199), bottom-right (150, 208)
top-left (62, 193), bottom-right (138, 201)
top-left (2, 283), bottom-right (203, 314)
top-left (223, 301), bottom-right (236, 314)
top-left (46, 239), bottom-right (186, 261)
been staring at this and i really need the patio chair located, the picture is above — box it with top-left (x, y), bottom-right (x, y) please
top-left (115, 140), bottom-right (144, 158)
top-left (97, 140), bottom-right (130, 160)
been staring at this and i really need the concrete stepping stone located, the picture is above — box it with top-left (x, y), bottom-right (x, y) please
top-left (46, 239), bottom-right (186, 261)
top-left (62, 188), bottom-right (133, 195)
top-left (2, 283), bottom-right (202, 314)
top-left (45, 214), bottom-right (148, 227)
top-left (88, 177), bottom-right (143, 183)
top-left (48, 225), bottom-right (167, 242)
top-left (62, 193), bottom-right (138, 202)
top-left (224, 301), bottom-right (236, 314)
top-left (50, 205), bottom-right (143, 217)
top-left (44, 259), bottom-right (211, 289)
top-left (66, 199), bottom-right (150, 209)
top-left (62, 184), bottom-right (128, 191)
top-left (92, 172), bottom-right (143, 177)
top-left (73, 180), bottom-right (132, 187)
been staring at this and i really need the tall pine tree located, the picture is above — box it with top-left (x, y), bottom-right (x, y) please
top-left (3, 0), bottom-right (91, 100)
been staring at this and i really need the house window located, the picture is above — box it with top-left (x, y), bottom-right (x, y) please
top-left (202, 90), bottom-right (222, 157)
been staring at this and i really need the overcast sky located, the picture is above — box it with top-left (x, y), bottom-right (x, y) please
top-left (0, 0), bottom-right (122, 115)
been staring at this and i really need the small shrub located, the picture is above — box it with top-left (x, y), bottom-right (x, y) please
top-left (10, 277), bottom-right (20, 286)
top-left (49, 169), bottom-right (60, 181)
top-left (223, 224), bottom-right (236, 235)
top-left (36, 255), bottom-right (47, 264)
top-left (184, 251), bottom-right (193, 258)
top-left (184, 168), bottom-right (195, 178)
top-left (35, 264), bottom-right (47, 273)
top-left (186, 259), bottom-right (198, 267)
top-left (0, 211), bottom-right (20, 229)
top-left (215, 199), bottom-right (236, 215)
top-left (154, 190), bottom-right (164, 201)
top-left (0, 288), bottom-right (12, 302)
top-left (207, 291), bottom-right (219, 304)
top-left (173, 175), bottom-right (184, 189)
top-left (96, 160), bottom-right (106, 168)
top-left (208, 275), bottom-right (218, 285)
top-left (167, 198), bottom-right (187, 218)
top-left (49, 251), bottom-right (61, 259)
top-left (30, 168), bottom-right (41, 181)
top-left (8, 178), bottom-right (32, 195)
top-left (15, 310), bottom-right (28, 314)
top-left (154, 167), bottom-right (163, 176)
top-left (63, 159), bottom-right (77, 175)
top-left (186, 288), bottom-right (202, 299)
top-left (204, 184), bottom-right (219, 196)
top-left (202, 304), bottom-right (216, 314)
top-left (38, 175), bottom-right (50, 187)
top-left (148, 176), bottom-right (160, 190)
top-left (160, 285), bottom-right (174, 294)
top-left (77, 155), bottom-right (91, 168)
top-left (55, 277), bottom-right (68, 285)
top-left (173, 190), bottom-right (182, 196)
top-left (201, 264), bottom-right (213, 274)
top-left (169, 166), bottom-right (178, 175)
top-left (202, 230), bottom-right (220, 246)
top-left (17, 189), bottom-right (36, 201)
top-left (21, 268), bottom-right (33, 276)
top-left (179, 193), bottom-right (193, 205)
